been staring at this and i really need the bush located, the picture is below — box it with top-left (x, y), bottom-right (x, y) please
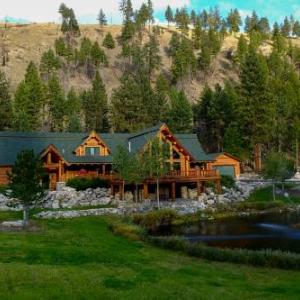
top-left (0, 185), bottom-right (8, 195)
top-left (221, 175), bottom-right (235, 189)
top-left (103, 32), bottom-right (115, 49)
top-left (148, 236), bottom-right (300, 270)
top-left (133, 209), bottom-right (178, 233)
top-left (236, 200), bottom-right (285, 211)
top-left (66, 177), bottom-right (110, 191)
top-left (109, 220), bottom-right (144, 241)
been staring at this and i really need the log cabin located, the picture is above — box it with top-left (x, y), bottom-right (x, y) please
top-left (0, 124), bottom-right (240, 200)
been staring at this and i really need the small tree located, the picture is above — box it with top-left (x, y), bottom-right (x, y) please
top-left (103, 32), bottom-right (116, 49)
top-left (263, 152), bottom-right (294, 201)
top-left (143, 137), bottom-right (169, 208)
top-left (8, 150), bottom-right (45, 226)
top-left (98, 9), bottom-right (107, 27)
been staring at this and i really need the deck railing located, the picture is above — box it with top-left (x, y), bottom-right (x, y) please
top-left (164, 169), bottom-right (219, 179)
top-left (63, 169), bottom-right (219, 182)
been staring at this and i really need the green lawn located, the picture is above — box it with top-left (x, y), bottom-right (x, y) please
top-left (0, 212), bottom-right (300, 299)
top-left (247, 184), bottom-right (300, 204)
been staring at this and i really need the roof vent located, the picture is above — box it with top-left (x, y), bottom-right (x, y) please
top-left (62, 149), bottom-right (65, 154)
top-left (128, 141), bottom-right (131, 153)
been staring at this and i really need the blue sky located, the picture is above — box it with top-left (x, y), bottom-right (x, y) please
top-left (1, 0), bottom-right (299, 25)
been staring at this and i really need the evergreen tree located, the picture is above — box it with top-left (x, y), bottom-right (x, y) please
top-left (40, 49), bottom-right (61, 80)
top-left (103, 32), bottom-right (115, 49)
top-left (293, 21), bottom-right (300, 37)
top-left (83, 72), bottom-right (109, 132)
top-left (281, 16), bottom-right (291, 37)
top-left (165, 5), bottom-right (173, 27)
top-left (0, 71), bottom-right (13, 130)
top-left (14, 62), bottom-right (45, 130)
top-left (192, 17), bottom-right (202, 49)
top-left (47, 75), bottom-right (66, 132)
top-left (120, 0), bottom-right (135, 43)
top-left (167, 89), bottom-right (193, 133)
top-left (190, 10), bottom-right (197, 27)
top-left (236, 34), bottom-right (248, 63)
top-left (65, 87), bottom-right (82, 132)
top-left (273, 22), bottom-right (286, 53)
top-left (143, 34), bottom-right (161, 79)
top-left (110, 74), bottom-right (148, 132)
top-left (58, 3), bottom-right (80, 38)
top-left (226, 8), bottom-right (241, 33)
top-left (239, 46), bottom-right (274, 162)
top-left (91, 41), bottom-right (108, 67)
top-left (98, 9), bottom-right (107, 27)
top-left (171, 37), bottom-right (196, 82)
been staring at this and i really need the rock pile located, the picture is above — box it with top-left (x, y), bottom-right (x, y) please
top-left (42, 186), bottom-right (112, 209)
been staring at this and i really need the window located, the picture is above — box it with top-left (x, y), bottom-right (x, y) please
top-left (85, 147), bottom-right (100, 156)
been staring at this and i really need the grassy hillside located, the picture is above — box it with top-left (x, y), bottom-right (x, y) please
top-left (0, 22), bottom-right (253, 102)
top-left (1, 212), bottom-right (300, 299)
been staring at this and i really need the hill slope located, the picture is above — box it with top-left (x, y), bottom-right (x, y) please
top-left (0, 23), bottom-right (299, 102)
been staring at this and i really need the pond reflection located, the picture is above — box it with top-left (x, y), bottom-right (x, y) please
top-left (158, 211), bottom-right (300, 253)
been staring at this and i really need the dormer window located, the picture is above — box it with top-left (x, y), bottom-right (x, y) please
top-left (85, 147), bottom-right (100, 156)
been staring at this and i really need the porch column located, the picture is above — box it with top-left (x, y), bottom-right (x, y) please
top-left (143, 183), bottom-right (149, 200)
top-left (119, 183), bottom-right (123, 200)
top-left (58, 160), bottom-right (62, 182)
top-left (102, 164), bottom-right (106, 175)
top-left (171, 182), bottom-right (176, 201)
top-left (110, 184), bottom-right (114, 197)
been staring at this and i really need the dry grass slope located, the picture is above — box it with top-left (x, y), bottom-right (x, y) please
top-left (0, 23), bottom-right (299, 102)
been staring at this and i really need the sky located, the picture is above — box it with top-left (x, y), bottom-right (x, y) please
top-left (0, 0), bottom-right (300, 25)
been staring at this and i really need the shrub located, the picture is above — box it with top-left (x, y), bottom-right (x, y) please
top-left (0, 185), bottom-right (8, 195)
top-left (221, 175), bottom-right (235, 189)
top-left (236, 200), bottom-right (285, 211)
top-left (66, 177), bottom-right (110, 191)
top-left (133, 209), bottom-right (178, 233)
top-left (103, 32), bottom-right (115, 49)
top-left (148, 236), bottom-right (300, 270)
top-left (109, 220), bottom-right (144, 241)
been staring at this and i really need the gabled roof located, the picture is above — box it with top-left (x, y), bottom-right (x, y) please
top-left (206, 152), bottom-right (241, 162)
top-left (0, 125), bottom-right (214, 165)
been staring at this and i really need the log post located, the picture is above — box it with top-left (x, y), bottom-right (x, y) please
top-left (171, 182), bottom-right (176, 200)
top-left (197, 180), bottom-right (201, 197)
top-left (143, 183), bottom-right (149, 200)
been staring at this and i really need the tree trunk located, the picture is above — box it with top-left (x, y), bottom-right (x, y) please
top-left (296, 138), bottom-right (299, 171)
top-left (23, 206), bottom-right (30, 227)
top-left (272, 183), bottom-right (276, 202)
top-left (122, 180), bottom-right (125, 201)
top-left (156, 178), bottom-right (160, 209)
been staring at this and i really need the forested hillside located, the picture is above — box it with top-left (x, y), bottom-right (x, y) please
top-left (1, 1), bottom-right (300, 168)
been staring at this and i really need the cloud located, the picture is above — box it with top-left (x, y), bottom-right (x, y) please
top-left (0, 0), bottom-right (190, 23)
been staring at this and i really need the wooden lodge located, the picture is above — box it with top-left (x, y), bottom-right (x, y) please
top-left (0, 124), bottom-right (241, 200)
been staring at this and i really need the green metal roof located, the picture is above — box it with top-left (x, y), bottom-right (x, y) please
top-left (0, 125), bottom-right (214, 165)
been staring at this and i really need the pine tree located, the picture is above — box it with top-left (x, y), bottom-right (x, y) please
top-left (47, 75), bottom-right (66, 132)
top-left (103, 32), bottom-right (115, 49)
top-left (237, 34), bottom-right (248, 63)
top-left (226, 9), bottom-right (241, 34)
top-left (91, 41), bottom-right (108, 67)
top-left (165, 5), bottom-right (173, 27)
top-left (98, 9), bottom-right (107, 27)
top-left (293, 21), bottom-right (300, 37)
top-left (190, 10), bottom-right (197, 27)
top-left (239, 46), bottom-right (274, 155)
top-left (110, 74), bottom-right (147, 132)
top-left (0, 71), bottom-right (13, 130)
top-left (273, 22), bottom-right (286, 53)
top-left (171, 38), bottom-right (196, 82)
top-left (14, 61), bottom-right (45, 130)
top-left (281, 16), bottom-right (291, 37)
top-left (192, 17), bottom-right (202, 49)
top-left (143, 34), bottom-right (161, 79)
top-left (120, 0), bottom-right (135, 43)
top-left (167, 89), bottom-right (193, 133)
top-left (58, 3), bottom-right (80, 38)
top-left (83, 72), bottom-right (109, 132)
top-left (40, 49), bottom-right (61, 80)
top-left (65, 87), bottom-right (82, 132)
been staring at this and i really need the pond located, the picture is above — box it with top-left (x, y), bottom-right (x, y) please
top-left (158, 210), bottom-right (300, 253)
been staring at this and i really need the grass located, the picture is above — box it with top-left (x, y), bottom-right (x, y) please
top-left (0, 212), bottom-right (300, 299)
top-left (247, 184), bottom-right (300, 204)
